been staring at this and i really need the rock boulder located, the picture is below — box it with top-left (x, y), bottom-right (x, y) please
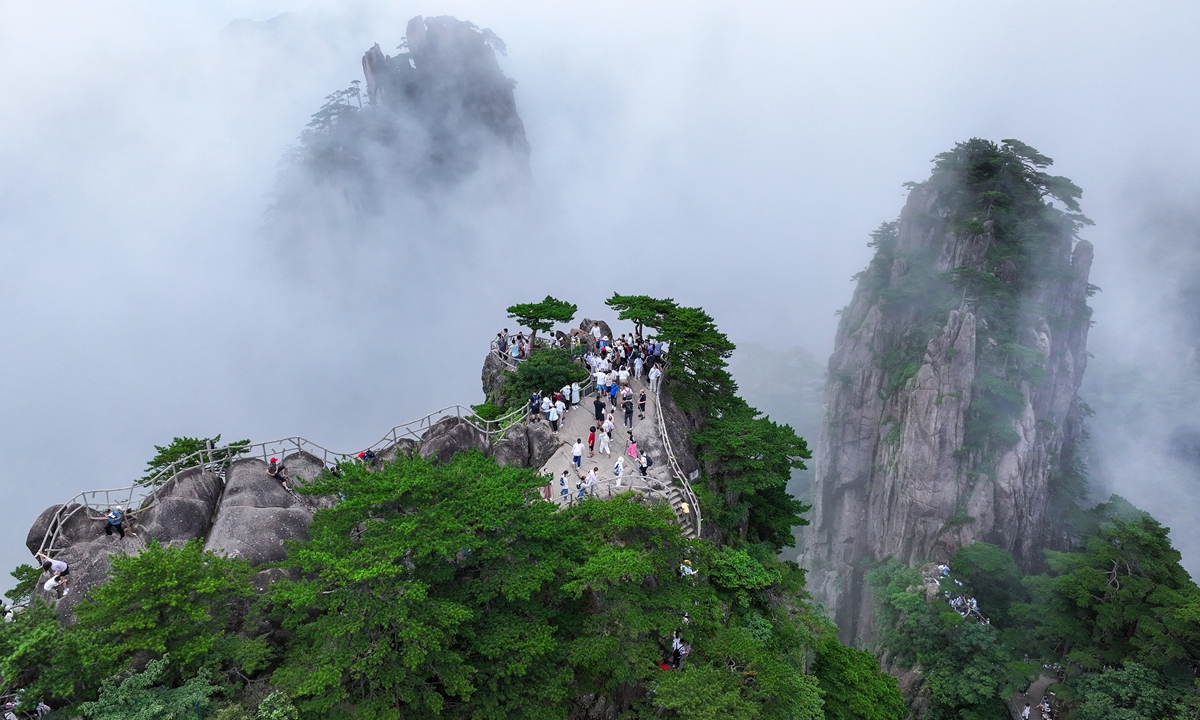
top-left (204, 459), bottom-right (312, 567)
top-left (493, 424), bottom-right (531, 467)
top-left (526, 421), bottom-right (560, 468)
top-left (418, 416), bottom-right (490, 463)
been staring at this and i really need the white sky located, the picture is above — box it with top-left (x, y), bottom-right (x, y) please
top-left (2, 1), bottom-right (1199, 576)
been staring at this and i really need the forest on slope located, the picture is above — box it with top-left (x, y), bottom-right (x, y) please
top-left (0, 297), bottom-right (908, 719)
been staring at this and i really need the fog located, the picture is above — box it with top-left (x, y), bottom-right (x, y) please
top-left (2, 2), bottom-right (1200, 577)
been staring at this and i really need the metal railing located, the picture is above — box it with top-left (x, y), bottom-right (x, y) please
top-left (654, 372), bottom-right (703, 539)
top-left (36, 402), bottom-right (529, 558)
top-left (36, 348), bottom-right (702, 556)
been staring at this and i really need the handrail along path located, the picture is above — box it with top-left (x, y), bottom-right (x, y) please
top-left (39, 343), bottom-right (705, 554)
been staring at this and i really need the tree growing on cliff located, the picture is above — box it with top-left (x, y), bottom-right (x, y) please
top-left (605, 294), bottom-right (679, 339)
top-left (694, 397), bottom-right (811, 551)
top-left (504, 347), bottom-right (588, 404)
top-left (139, 435), bottom-right (250, 487)
top-left (506, 296), bottom-right (577, 346)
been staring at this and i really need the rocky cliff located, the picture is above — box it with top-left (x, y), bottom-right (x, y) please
top-left (800, 140), bottom-right (1095, 645)
top-left (28, 317), bottom-right (702, 615)
top-left (267, 15), bottom-right (529, 246)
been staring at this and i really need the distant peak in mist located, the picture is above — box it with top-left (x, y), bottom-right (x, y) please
top-left (266, 15), bottom-right (530, 250)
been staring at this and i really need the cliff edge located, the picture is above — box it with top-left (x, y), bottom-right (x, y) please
top-left (801, 139), bottom-right (1095, 645)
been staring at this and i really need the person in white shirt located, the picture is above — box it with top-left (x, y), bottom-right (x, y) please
top-left (541, 395), bottom-right (552, 421)
top-left (572, 439), bottom-right (584, 468)
top-left (648, 365), bottom-right (663, 392)
top-left (597, 428), bottom-right (611, 455)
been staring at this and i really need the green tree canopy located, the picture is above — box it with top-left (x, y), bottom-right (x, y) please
top-left (605, 294), bottom-right (679, 338)
top-left (813, 639), bottom-right (907, 720)
top-left (501, 347), bottom-right (588, 407)
top-left (74, 539), bottom-right (266, 684)
top-left (949, 542), bottom-right (1025, 625)
top-left (694, 397), bottom-right (811, 551)
top-left (77, 655), bottom-right (221, 720)
top-left (1034, 514), bottom-right (1200, 672)
top-left (506, 296), bottom-right (578, 345)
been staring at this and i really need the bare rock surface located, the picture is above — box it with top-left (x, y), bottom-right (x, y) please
top-left (135, 468), bottom-right (223, 547)
top-left (801, 185), bottom-right (1094, 645)
top-left (204, 459), bottom-right (312, 567)
top-left (418, 416), bottom-right (490, 463)
top-left (493, 424), bottom-right (531, 467)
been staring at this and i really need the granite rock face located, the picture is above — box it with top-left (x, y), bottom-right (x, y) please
top-left (136, 468), bottom-right (222, 547)
top-left (493, 424), bottom-right (532, 467)
top-left (204, 459), bottom-right (312, 567)
top-left (801, 180), bottom-right (1094, 645)
top-left (418, 416), bottom-right (491, 463)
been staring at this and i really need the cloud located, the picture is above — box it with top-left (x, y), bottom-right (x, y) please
top-left (3, 1), bottom-right (1200, 576)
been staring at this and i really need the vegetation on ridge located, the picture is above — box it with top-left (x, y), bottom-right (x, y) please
top-left (1, 299), bottom-right (899, 719)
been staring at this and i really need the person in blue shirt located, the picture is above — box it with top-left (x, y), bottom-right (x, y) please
top-left (88, 506), bottom-right (135, 539)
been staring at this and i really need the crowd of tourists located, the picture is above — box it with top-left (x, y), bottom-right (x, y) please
top-left (497, 323), bottom-right (673, 504)
top-left (935, 564), bottom-right (992, 625)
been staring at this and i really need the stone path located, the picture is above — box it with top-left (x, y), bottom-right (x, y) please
top-left (1009, 674), bottom-right (1056, 719)
top-left (531, 373), bottom-right (693, 532)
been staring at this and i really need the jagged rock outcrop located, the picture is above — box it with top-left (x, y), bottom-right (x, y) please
top-left (482, 350), bottom-right (511, 405)
top-left (204, 459), bottom-right (313, 567)
top-left (135, 468), bottom-right (222, 546)
top-left (801, 140), bottom-right (1094, 645)
top-left (361, 15), bottom-right (530, 176)
top-left (27, 315), bottom-right (709, 614)
top-left (492, 421), bottom-right (558, 468)
top-left (418, 416), bottom-right (491, 463)
top-left (267, 15), bottom-right (530, 249)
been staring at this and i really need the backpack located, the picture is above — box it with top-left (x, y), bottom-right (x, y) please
top-left (107, 509), bottom-right (123, 525)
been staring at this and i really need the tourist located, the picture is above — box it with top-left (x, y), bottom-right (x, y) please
top-left (588, 426), bottom-right (597, 457)
top-left (530, 392), bottom-right (542, 422)
top-left (88, 505), bottom-right (134, 539)
top-left (267, 457), bottom-right (291, 491)
top-left (555, 395), bottom-right (567, 420)
top-left (613, 456), bottom-right (625, 484)
top-left (634, 355), bottom-right (644, 380)
top-left (671, 632), bottom-right (685, 668)
top-left (648, 364), bottom-right (663, 392)
top-left (597, 428), bottom-right (612, 456)
top-left (638, 388), bottom-right (647, 419)
top-left (638, 454), bottom-right (651, 477)
top-left (548, 404), bottom-right (560, 434)
top-left (618, 366), bottom-right (630, 387)
top-left (593, 393), bottom-right (606, 422)
top-left (627, 436), bottom-right (638, 460)
top-left (622, 395), bottom-right (635, 428)
top-left (603, 415), bottom-right (615, 439)
top-left (572, 439), bottom-right (584, 468)
top-left (35, 552), bottom-right (69, 596)
top-left (570, 381), bottom-right (581, 407)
